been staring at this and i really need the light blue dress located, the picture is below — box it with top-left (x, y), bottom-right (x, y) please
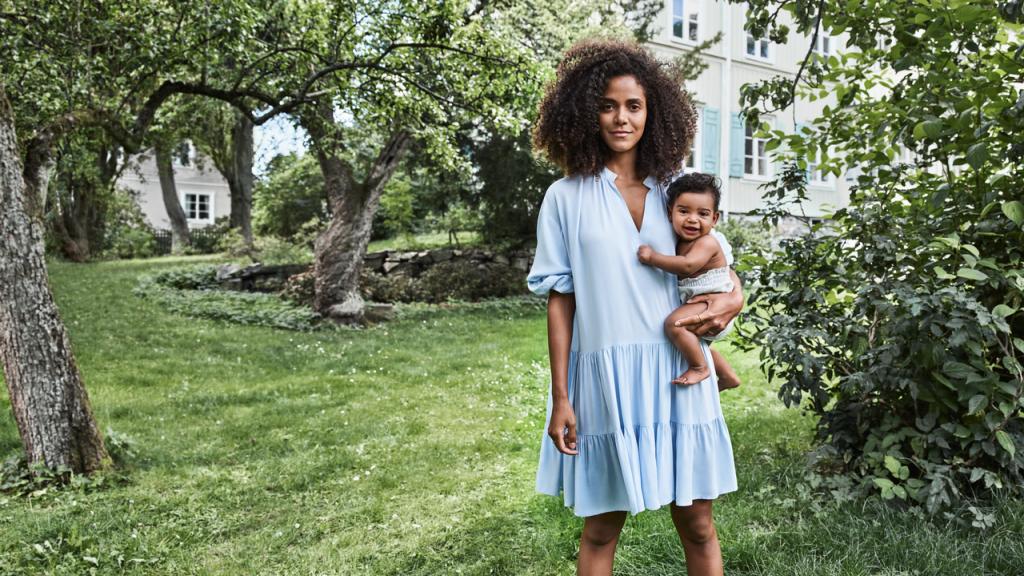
top-left (527, 167), bottom-right (738, 517)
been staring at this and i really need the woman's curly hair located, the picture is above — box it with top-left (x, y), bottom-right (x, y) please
top-left (533, 39), bottom-right (697, 184)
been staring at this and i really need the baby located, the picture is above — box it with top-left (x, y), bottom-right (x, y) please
top-left (637, 172), bottom-right (741, 390)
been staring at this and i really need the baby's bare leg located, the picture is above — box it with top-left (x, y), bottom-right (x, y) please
top-left (664, 303), bottom-right (712, 386)
top-left (710, 348), bottom-right (741, 391)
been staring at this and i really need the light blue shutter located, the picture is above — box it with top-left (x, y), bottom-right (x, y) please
top-left (729, 113), bottom-right (744, 177)
top-left (702, 107), bottom-right (720, 175)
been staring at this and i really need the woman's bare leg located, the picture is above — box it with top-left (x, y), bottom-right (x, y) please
top-left (710, 348), bottom-right (741, 391)
top-left (670, 500), bottom-right (724, 576)
top-left (665, 304), bottom-right (714, 385)
top-left (578, 511), bottom-right (627, 576)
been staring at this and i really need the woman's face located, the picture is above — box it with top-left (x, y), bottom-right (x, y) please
top-left (598, 75), bottom-right (647, 155)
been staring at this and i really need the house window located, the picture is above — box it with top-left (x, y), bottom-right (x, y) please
top-left (185, 193), bottom-right (211, 222)
top-left (814, 33), bottom-right (831, 56)
top-left (809, 150), bottom-right (831, 185)
top-left (746, 33), bottom-right (770, 59)
top-left (744, 120), bottom-right (770, 178)
top-left (672, 0), bottom-right (699, 42)
top-left (745, 14), bottom-right (771, 61)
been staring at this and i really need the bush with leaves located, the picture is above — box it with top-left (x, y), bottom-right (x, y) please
top-left (100, 188), bottom-right (158, 260)
top-left (716, 216), bottom-right (773, 284)
top-left (738, 0), bottom-right (1024, 511)
top-left (136, 266), bottom-right (321, 331)
top-left (253, 153), bottom-right (328, 240)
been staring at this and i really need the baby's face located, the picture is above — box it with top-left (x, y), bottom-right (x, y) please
top-left (669, 191), bottom-right (719, 241)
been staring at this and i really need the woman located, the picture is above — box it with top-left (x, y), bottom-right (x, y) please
top-left (527, 39), bottom-right (743, 576)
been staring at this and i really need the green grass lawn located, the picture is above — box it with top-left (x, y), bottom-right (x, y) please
top-left (0, 257), bottom-right (1021, 575)
top-left (366, 231), bottom-right (481, 253)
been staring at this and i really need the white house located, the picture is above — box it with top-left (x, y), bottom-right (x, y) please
top-left (648, 0), bottom-right (850, 218)
top-left (117, 141), bottom-right (232, 230)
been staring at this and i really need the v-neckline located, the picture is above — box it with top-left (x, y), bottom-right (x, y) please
top-left (602, 166), bottom-right (657, 234)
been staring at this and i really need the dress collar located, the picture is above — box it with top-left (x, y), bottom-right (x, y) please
top-left (601, 166), bottom-right (658, 190)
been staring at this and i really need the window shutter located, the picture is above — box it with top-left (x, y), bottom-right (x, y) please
top-left (702, 107), bottom-right (720, 175)
top-left (729, 113), bottom-right (744, 177)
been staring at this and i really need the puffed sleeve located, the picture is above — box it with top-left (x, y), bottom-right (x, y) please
top-left (526, 189), bottom-right (575, 295)
top-left (710, 229), bottom-right (735, 267)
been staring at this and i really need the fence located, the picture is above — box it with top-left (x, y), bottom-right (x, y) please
top-left (153, 227), bottom-right (228, 255)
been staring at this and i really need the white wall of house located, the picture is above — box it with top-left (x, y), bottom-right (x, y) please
top-left (117, 142), bottom-right (232, 230)
top-left (648, 0), bottom-right (849, 218)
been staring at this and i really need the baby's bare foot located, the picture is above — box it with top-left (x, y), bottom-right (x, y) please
top-left (672, 365), bottom-right (711, 386)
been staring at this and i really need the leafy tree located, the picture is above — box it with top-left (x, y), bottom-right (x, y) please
top-left (253, 152), bottom-right (327, 239)
top-left (0, 0), bottom-right (291, 474)
top-left (463, 0), bottom-right (719, 247)
top-left (738, 0), bottom-right (1024, 512)
top-left (187, 99), bottom-right (256, 246)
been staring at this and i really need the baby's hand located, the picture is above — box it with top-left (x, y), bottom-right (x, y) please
top-left (637, 244), bottom-right (655, 264)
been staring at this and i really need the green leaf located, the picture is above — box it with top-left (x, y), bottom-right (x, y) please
top-left (956, 268), bottom-right (989, 281)
top-left (995, 430), bottom-right (1015, 458)
top-left (913, 119), bottom-right (943, 139)
top-left (968, 394), bottom-right (987, 415)
top-left (993, 304), bottom-right (1016, 318)
top-left (884, 455), bottom-right (900, 476)
top-left (933, 266), bottom-right (955, 280)
top-left (965, 142), bottom-right (988, 169)
top-left (1002, 201), bottom-right (1024, 226)
top-left (932, 371), bottom-right (956, 390)
top-left (979, 200), bottom-right (998, 217)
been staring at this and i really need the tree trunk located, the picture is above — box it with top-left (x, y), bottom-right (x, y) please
top-left (310, 125), bottom-right (410, 322)
top-left (154, 143), bottom-right (191, 254)
top-left (0, 87), bottom-right (110, 475)
top-left (230, 112), bottom-right (254, 245)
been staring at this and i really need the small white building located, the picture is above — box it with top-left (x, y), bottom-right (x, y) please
top-left (648, 0), bottom-right (850, 217)
top-left (117, 141), bottom-right (232, 230)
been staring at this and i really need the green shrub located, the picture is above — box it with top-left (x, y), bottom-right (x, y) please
top-left (717, 217), bottom-right (773, 284)
top-left (739, 1), bottom-right (1024, 512)
top-left (136, 266), bottom-right (321, 331)
top-left (360, 260), bottom-right (527, 304)
top-left (253, 153), bottom-right (328, 239)
top-left (149, 265), bottom-right (219, 290)
top-left (360, 269), bottom-right (427, 303)
top-left (106, 227), bottom-right (157, 259)
top-left (418, 261), bottom-right (525, 302)
top-left (188, 217), bottom-right (232, 254)
top-left (101, 188), bottom-right (158, 259)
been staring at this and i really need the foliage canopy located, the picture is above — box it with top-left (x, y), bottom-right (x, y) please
top-left (738, 0), bottom-right (1024, 513)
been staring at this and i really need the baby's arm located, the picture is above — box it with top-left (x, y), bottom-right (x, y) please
top-left (638, 235), bottom-right (719, 276)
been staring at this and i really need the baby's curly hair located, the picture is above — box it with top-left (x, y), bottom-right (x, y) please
top-left (532, 39), bottom-right (697, 184)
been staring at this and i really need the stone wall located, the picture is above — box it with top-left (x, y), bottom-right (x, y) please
top-left (362, 247), bottom-right (534, 278)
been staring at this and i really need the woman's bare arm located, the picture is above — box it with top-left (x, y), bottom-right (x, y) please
top-left (547, 290), bottom-right (578, 455)
top-left (674, 268), bottom-right (745, 337)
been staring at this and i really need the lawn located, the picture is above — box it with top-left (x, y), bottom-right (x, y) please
top-left (0, 257), bottom-right (1021, 575)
